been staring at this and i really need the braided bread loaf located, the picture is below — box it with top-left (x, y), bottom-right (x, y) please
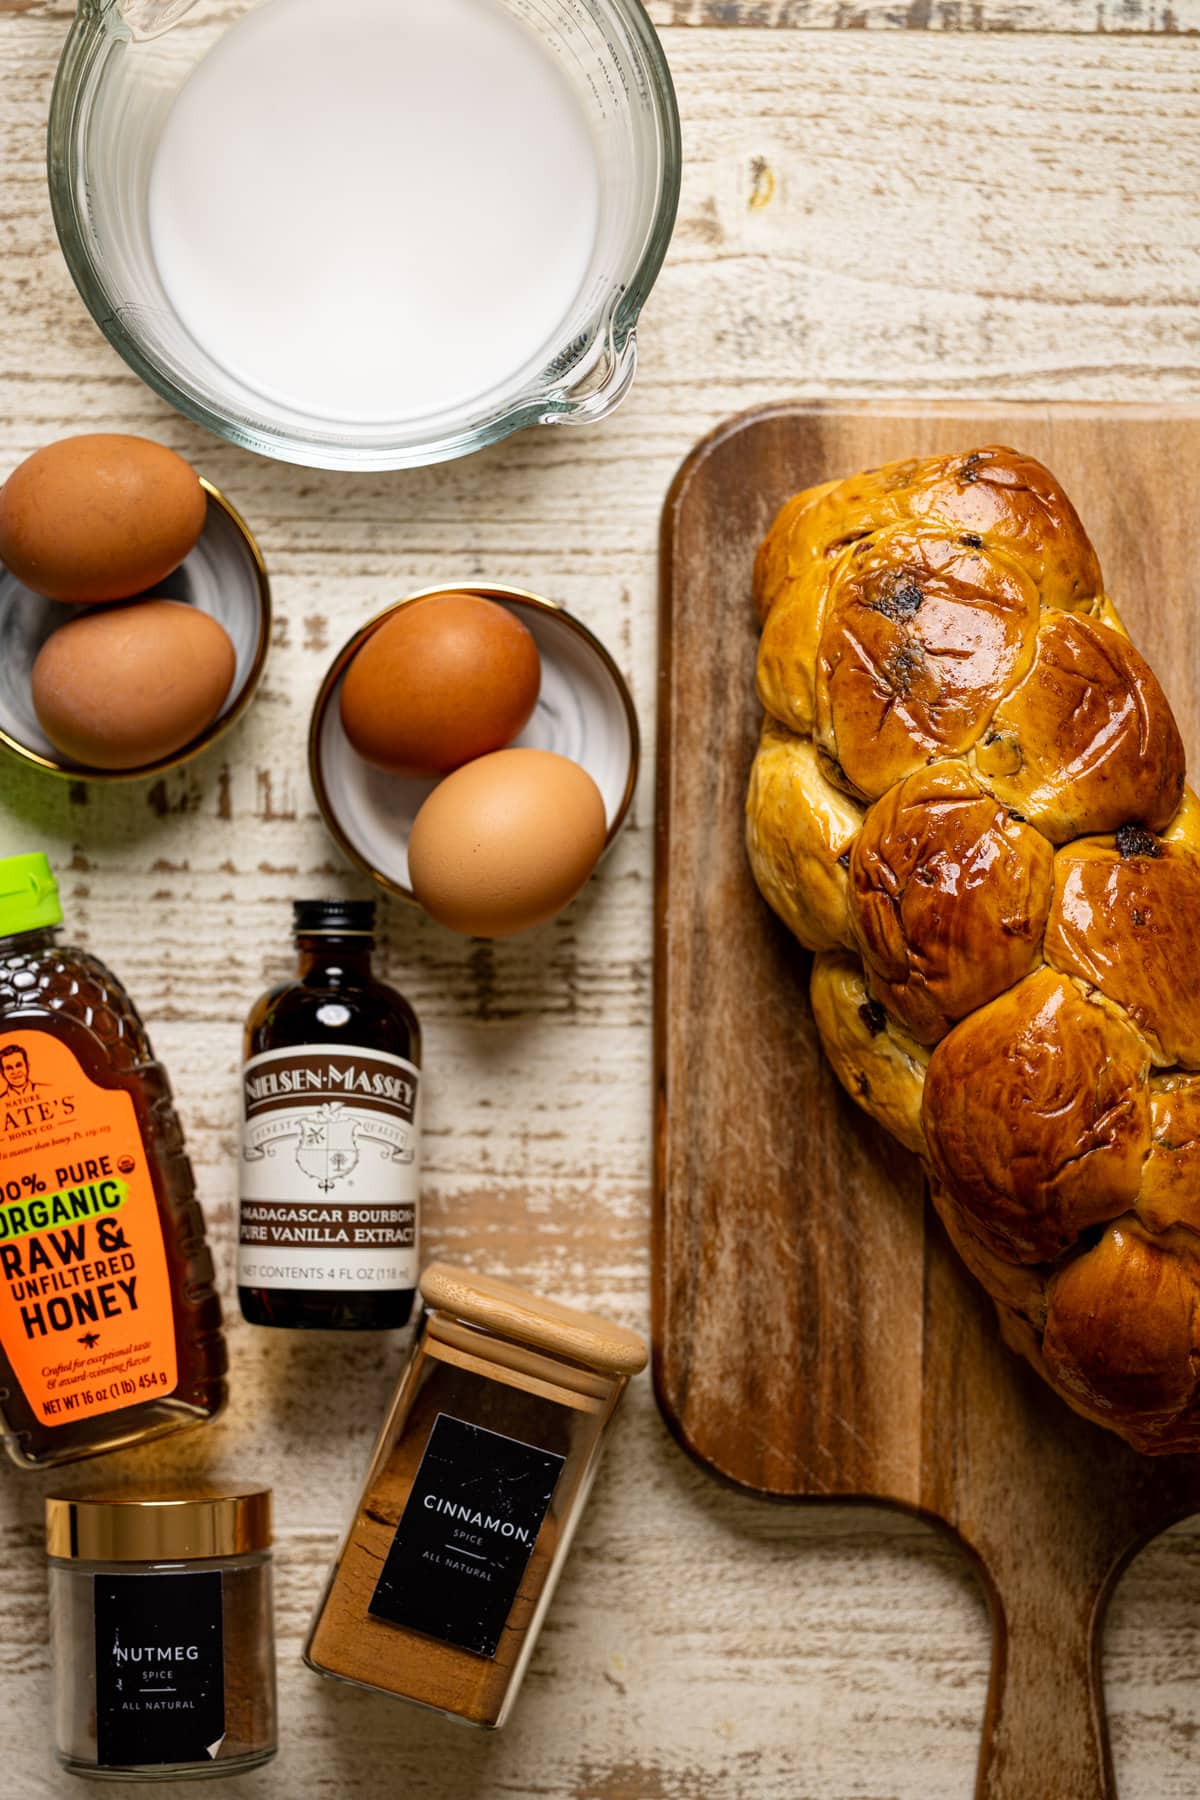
top-left (746, 445), bottom-right (1200, 1455)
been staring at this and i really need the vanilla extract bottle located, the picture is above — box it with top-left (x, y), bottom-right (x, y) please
top-left (238, 900), bottom-right (421, 1330)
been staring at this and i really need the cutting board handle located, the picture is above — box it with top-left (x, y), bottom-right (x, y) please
top-left (975, 1552), bottom-right (1116, 1800)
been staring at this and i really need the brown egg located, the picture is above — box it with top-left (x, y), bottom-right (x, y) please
top-left (408, 748), bottom-right (606, 937)
top-left (32, 600), bottom-right (236, 771)
top-left (340, 592), bottom-right (541, 775)
top-left (0, 434), bottom-right (206, 603)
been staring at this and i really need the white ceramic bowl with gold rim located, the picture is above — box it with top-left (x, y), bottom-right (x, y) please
top-left (309, 585), bottom-right (639, 901)
top-left (0, 478), bottom-right (271, 783)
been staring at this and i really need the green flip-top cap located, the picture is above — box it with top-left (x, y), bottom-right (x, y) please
top-left (0, 853), bottom-right (63, 936)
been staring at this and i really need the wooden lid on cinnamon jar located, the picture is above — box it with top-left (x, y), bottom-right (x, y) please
top-left (419, 1263), bottom-right (647, 1376)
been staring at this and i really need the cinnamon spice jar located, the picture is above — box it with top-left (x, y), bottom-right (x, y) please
top-left (305, 1263), bottom-right (647, 1727)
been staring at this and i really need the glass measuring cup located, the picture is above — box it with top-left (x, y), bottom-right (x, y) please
top-left (48, 0), bottom-right (680, 471)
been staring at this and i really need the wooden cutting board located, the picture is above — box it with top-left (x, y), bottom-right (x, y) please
top-left (654, 402), bottom-right (1200, 1800)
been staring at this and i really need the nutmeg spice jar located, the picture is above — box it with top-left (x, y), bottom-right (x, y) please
top-left (305, 1263), bottom-right (647, 1728)
top-left (46, 1488), bottom-right (277, 1780)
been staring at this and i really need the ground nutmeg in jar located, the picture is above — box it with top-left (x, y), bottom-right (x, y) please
top-left (46, 1486), bottom-right (277, 1780)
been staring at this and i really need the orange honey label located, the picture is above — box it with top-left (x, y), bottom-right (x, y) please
top-left (0, 1030), bottom-right (177, 1426)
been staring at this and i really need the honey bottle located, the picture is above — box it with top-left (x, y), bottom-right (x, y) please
top-left (0, 853), bottom-right (226, 1469)
top-left (238, 900), bottom-right (421, 1331)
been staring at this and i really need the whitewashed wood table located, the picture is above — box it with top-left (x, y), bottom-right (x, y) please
top-left (1, 2), bottom-right (1199, 1795)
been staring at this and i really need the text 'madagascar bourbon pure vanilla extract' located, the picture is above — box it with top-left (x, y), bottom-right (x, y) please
top-left (238, 899), bottom-right (422, 1330)
top-left (0, 853), bottom-right (226, 1468)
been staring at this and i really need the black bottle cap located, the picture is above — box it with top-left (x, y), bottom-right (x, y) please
top-left (293, 899), bottom-right (376, 936)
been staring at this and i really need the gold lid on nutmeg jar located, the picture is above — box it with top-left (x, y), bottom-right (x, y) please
top-left (46, 1486), bottom-right (272, 1563)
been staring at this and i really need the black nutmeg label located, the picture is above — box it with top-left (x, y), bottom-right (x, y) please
top-left (94, 1570), bottom-right (225, 1769)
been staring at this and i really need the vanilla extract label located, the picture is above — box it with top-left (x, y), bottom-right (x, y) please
top-left (238, 1044), bottom-right (419, 1293)
top-left (94, 1571), bottom-right (225, 1768)
top-left (369, 1413), bottom-right (565, 1658)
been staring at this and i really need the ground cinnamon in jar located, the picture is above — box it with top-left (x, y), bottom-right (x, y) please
top-left (305, 1263), bottom-right (647, 1728)
top-left (46, 1487), bottom-right (277, 1780)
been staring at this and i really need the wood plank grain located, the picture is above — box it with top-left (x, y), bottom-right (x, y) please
top-left (647, 0), bottom-right (1199, 31)
top-left (5, 0), bottom-right (1197, 32)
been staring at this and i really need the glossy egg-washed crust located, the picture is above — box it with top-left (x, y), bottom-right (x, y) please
top-left (746, 444), bottom-right (1200, 1454)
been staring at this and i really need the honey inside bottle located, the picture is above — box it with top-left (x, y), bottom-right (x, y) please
top-left (0, 854), bottom-right (226, 1469)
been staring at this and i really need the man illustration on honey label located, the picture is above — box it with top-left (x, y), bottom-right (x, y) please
top-left (0, 1044), bottom-right (45, 1106)
top-left (0, 1043), bottom-right (75, 1134)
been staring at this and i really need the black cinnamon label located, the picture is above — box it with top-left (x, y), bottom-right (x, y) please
top-left (94, 1571), bottom-right (225, 1769)
top-left (368, 1413), bottom-right (564, 1658)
